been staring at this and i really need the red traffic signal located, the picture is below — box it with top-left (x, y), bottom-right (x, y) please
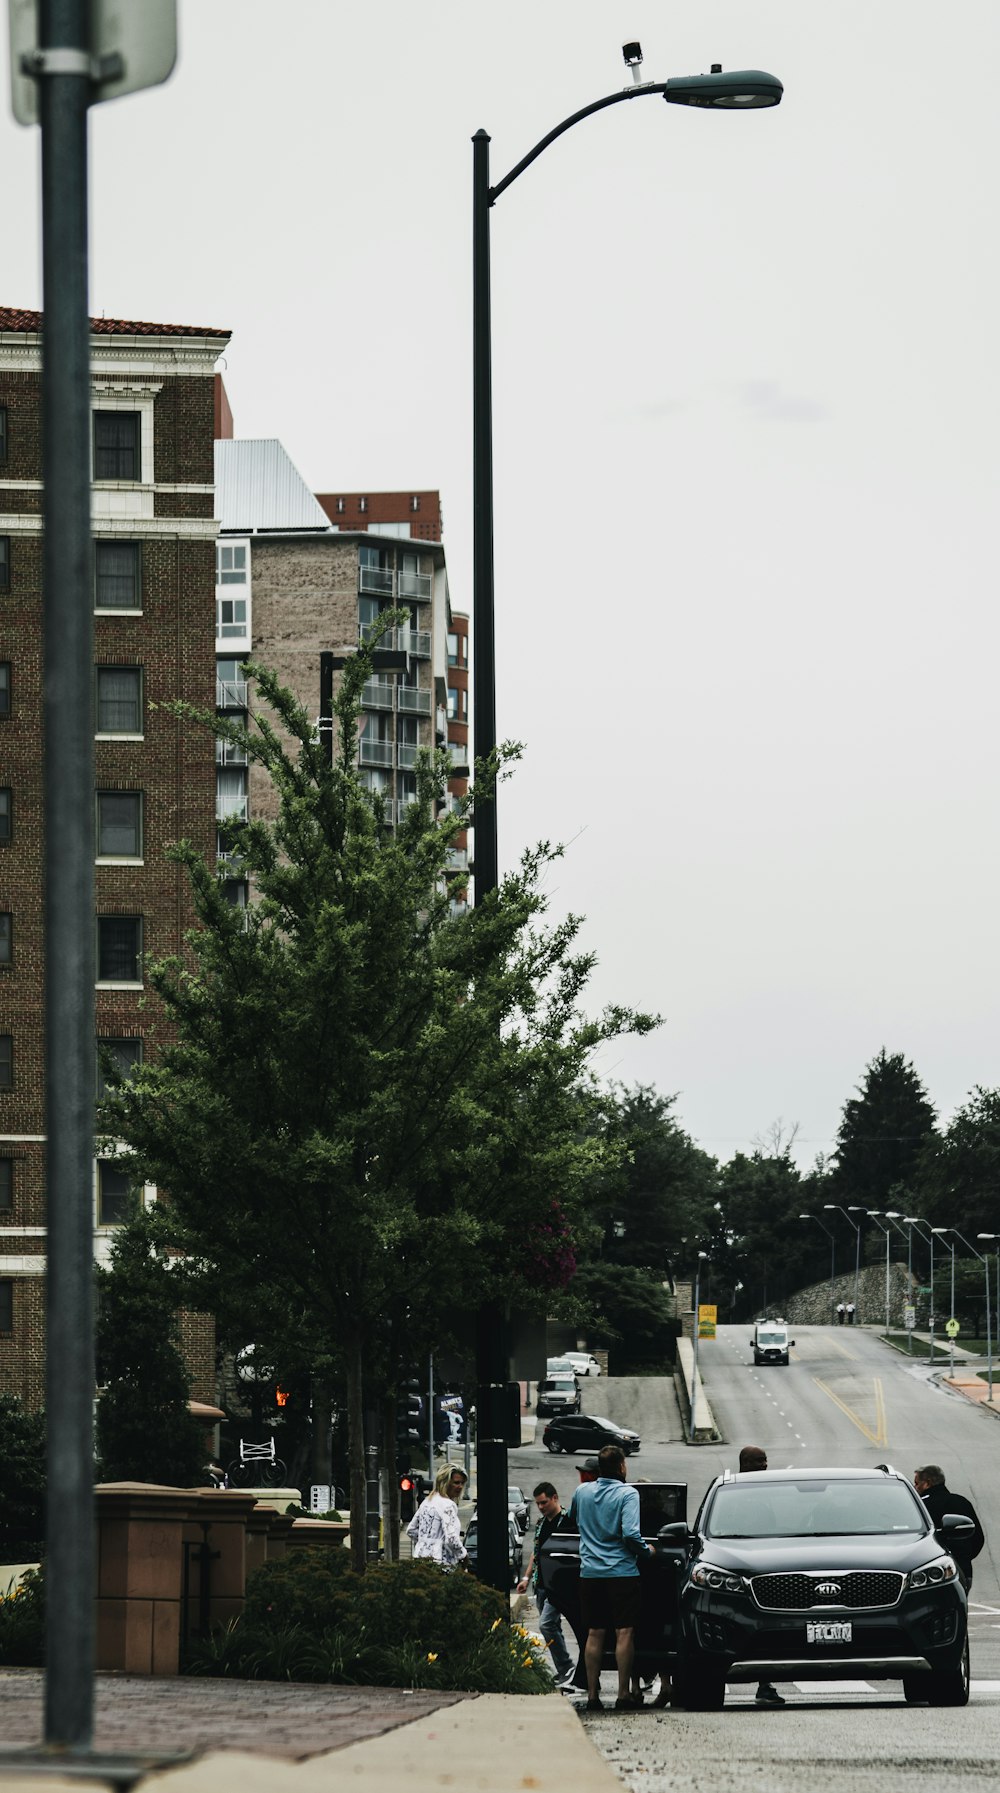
top-left (400, 1475), bottom-right (415, 1492)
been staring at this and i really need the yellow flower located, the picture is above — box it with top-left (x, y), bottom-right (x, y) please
top-left (491, 1617), bottom-right (502, 1631)
top-left (427, 1652), bottom-right (438, 1662)
top-left (523, 1656), bottom-right (532, 1666)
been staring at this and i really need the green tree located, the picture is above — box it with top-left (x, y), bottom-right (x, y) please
top-left (100, 646), bottom-right (655, 1566)
top-left (95, 1209), bottom-right (208, 1486)
top-left (918, 1086), bottom-right (1000, 1239)
top-left (832, 1050), bottom-right (936, 1267)
top-left (0, 1396), bottom-right (46, 1562)
top-left (715, 1150), bottom-right (805, 1316)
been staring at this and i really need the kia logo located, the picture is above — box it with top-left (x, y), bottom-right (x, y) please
top-left (816, 1582), bottom-right (842, 1595)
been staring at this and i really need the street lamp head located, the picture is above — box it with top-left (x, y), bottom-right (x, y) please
top-left (978, 1234), bottom-right (1000, 1241)
top-left (902, 1216), bottom-right (923, 1225)
top-left (798, 1214), bottom-right (813, 1220)
top-left (663, 67), bottom-right (783, 109)
top-left (885, 1210), bottom-right (902, 1219)
top-left (622, 41), bottom-right (642, 66)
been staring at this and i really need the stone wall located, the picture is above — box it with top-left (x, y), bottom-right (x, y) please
top-left (782, 1259), bottom-right (914, 1327)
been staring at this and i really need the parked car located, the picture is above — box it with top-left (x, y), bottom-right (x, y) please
top-left (464, 1515), bottom-right (524, 1586)
top-left (508, 1485), bottom-right (529, 1532)
top-left (751, 1320), bottom-right (794, 1366)
top-left (536, 1374), bottom-right (581, 1418)
top-left (540, 1482), bottom-right (688, 1688)
top-left (670, 1464), bottom-right (971, 1709)
top-left (542, 1413), bottom-right (639, 1455)
top-left (563, 1351), bottom-right (601, 1377)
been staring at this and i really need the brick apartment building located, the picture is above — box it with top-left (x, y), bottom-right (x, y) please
top-left (0, 306), bottom-right (229, 1407)
top-left (214, 443), bottom-right (468, 875)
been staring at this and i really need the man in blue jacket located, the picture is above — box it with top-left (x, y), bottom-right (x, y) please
top-left (566, 1443), bottom-right (652, 1711)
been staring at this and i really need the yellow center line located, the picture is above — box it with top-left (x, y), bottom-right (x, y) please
top-left (812, 1376), bottom-right (888, 1447)
top-left (829, 1339), bottom-right (858, 1360)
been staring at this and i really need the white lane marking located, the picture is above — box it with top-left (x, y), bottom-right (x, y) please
top-left (973, 1681), bottom-right (1000, 1692)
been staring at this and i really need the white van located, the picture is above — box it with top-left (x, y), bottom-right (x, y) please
top-left (751, 1320), bottom-right (794, 1366)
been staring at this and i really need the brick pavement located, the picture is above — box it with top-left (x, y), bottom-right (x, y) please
top-left (0, 1671), bottom-right (464, 1761)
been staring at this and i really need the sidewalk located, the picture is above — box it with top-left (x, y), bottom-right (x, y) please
top-left (0, 1675), bottom-right (621, 1793)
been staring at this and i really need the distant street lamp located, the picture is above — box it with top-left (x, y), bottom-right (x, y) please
top-left (824, 1205), bottom-right (861, 1318)
top-left (932, 1230), bottom-right (957, 1376)
top-left (865, 1212), bottom-right (893, 1336)
top-left (689, 1251), bottom-right (709, 1443)
top-left (799, 1214), bottom-right (836, 1319)
top-left (978, 1237), bottom-right (1000, 1401)
top-left (902, 1217), bottom-right (934, 1355)
top-left (471, 42), bottom-right (783, 1592)
top-left (944, 1229), bottom-right (993, 1400)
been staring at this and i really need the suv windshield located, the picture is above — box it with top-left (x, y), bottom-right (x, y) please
top-left (756, 1329), bottom-right (785, 1345)
top-left (706, 1479), bottom-right (927, 1540)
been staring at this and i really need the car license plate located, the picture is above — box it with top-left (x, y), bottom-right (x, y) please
top-left (807, 1621), bottom-right (852, 1644)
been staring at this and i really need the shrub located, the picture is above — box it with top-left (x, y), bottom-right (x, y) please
top-left (0, 1566), bottom-right (45, 1667)
top-left (0, 1396), bottom-right (46, 1562)
top-left (188, 1555), bottom-right (554, 1693)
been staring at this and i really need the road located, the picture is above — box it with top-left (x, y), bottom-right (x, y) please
top-left (510, 1326), bottom-right (1000, 1789)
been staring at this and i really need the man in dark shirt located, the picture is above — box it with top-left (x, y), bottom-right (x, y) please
top-left (516, 1481), bottom-right (574, 1686)
top-left (914, 1465), bottom-right (985, 1589)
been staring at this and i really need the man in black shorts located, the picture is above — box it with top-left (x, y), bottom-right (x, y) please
top-left (566, 1444), bottom-right (652, 1712)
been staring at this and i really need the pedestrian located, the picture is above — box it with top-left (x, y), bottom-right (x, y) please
top-left (516, 1481), bottom-right (576, 1689)
top-left (836, 1303), bottom-right (845, 1325)
top-left (846, 1302), bottom-right (855, 1325)
top-left (738, 1445), bottom-right (784, 1706)
top-left (913, 1465), bottom-right (985, 1590)
top-left (406, 1464), bottom-right (470, 1570)
top-left (565, 1443), bottom-right (652, 1713)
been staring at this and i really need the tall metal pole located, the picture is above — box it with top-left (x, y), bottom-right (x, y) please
top-left (689, 1258), bottom-right (703, 1442)
top-left (39, 0), bottom-right (96, 1751)
top-left (907, 1227), bottom-right (913, 1354)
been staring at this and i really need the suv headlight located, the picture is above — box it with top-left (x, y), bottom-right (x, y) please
top-left (691, 1563), bottom-right (747, 1594)
top-left (907, 1556), bottom-right (959, 1590)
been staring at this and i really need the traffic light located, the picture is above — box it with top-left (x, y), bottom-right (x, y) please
top-left (399, 1473), bottom-right (417, 1524)
top-left (396, 1381), bottom-right (424, 1452)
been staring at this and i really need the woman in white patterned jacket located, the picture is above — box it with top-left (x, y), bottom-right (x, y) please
top-left (406, 1464), bottom-right (470, 1569)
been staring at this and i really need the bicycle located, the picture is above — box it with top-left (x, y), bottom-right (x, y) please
top-left (227, 1437), bottom-right (288, 1488)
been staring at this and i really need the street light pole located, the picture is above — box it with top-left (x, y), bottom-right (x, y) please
top-left (470, 48), bottom-right (782, 1595)
top-left (824, 1206), bottom-right (861, 1319)
top-left (799, 1214), bottom-right (836, 1319)
top-left (932, 1230), bottom-right (957, 1376)
top-left (865, 1213), bottom-right (892, 1335)
top-left (950, 1230), bottom-right (992, 1401)
top-left (901, 1216), bottom-right (934, 1354)
top-left (978, 1237), bottom-right (1000, 1402)
top-left (689, 1251), bottom-right (709, 1442)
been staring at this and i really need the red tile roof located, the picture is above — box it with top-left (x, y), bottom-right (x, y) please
top-left (0, 305), bottom-right (230, 338)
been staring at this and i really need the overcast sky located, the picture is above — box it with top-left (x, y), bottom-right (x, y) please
top-left (3, 3), bottom-right (998, 1168)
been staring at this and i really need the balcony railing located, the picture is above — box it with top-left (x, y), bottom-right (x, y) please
top-left (216, 796), bottom-right (249, 823)
top-left (396, 685), bottom-right (431, 716)
top-left (396, 742), bottom-right (419, 770)
top-left (217, 679), bottom-right (248, 709)
top-left (436, 705), bottom-right (448, 741)
top-left (360, 624), bottom-right (431, 659)
top-left (361, 679), bottom-right (395, 711)
top-left (359, 737), bottom-right (394, 768)
top-left (358, 564), bottom-right (394, 596)
top-left (216, 736), bottom-right (248, 766)
top-left (398, 568), bottom-right (432, 602)
top-left (445, 846), bottom-right (468, 872)
top-left (449, 741), bottom-right (470, 771)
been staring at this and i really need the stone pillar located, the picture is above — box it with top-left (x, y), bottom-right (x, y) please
top-left (94, 1483), bottom-right (193, 1676)
top-left (182, 1489), bottom-right (259, 1636)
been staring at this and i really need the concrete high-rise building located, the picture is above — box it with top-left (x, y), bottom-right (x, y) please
top-left (0, 306), bottom-right (229, 1406)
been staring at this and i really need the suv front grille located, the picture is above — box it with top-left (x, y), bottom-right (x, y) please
top-left (750, 1571), bottom-right (905, 1611)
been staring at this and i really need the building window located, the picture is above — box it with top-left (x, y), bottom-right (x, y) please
top-left (447, 632), bottom-right (458, 666)
top-left (97, 1160), bottom-right (139, 1227)
top-left (0, 1280), bottom-right (11, 1333)
top-left (0, 664), bottom-right (9, 720)
top-left (95, 540), bottom-right (141, 610)
top-left (94, 411), bottom-right (140, 481)
top-left (358, 496), bottom-right (368, 513)
top-left (0, 406), bottom-right (7, 465)
top-left (97, 916), bottom-right (143, 983)
top-left (97, 1037), bottom-right (142, 1100)
top-left (0, 537), bottom-right (9, 590)
top-left (96, 666), bottom-right (142, 735)
top-left (222, 878), bottom-right (248, 908)
top-left (0, 1158), bottom-right (11, 1212)
top-left (216, 768), bottom-right (247, 824)
top-left (97, 791), bottom-right (142, 858)
top-left (410, 495), bottom-right (420, 513)
top-left (0, 914), bottom-right (11, 965)
top-left (217, 543), bottom-right (247, 585)
top-left (0, 789), bottom-right (11, 843)
top-left (0, 1035), bottom-right (11, 1088)
top-left (336, 497), bottom-right (345, 514)
top-left (447, 687), bottom-right (459, 720)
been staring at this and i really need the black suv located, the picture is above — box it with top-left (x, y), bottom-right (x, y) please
top-left (542, 1413), bottom-right (639, 1455)
top-left (671, 1465), bottom-right (971, 1708)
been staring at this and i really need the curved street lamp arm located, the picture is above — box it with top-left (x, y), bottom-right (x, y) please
top-left (490, 83), bottom-right (668, 204)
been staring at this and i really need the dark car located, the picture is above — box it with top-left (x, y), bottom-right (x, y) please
top-left (670, 1465), bottom-right (971, 1709)
top-left (464, 1515), bottom-right (523, 1586)
top-left (542, 1413), bottom-right (640, 1455)
top-left (508, 1486), bottom-right (529, 1532)
top-left (539, 1483), bottom-right (689, 1687)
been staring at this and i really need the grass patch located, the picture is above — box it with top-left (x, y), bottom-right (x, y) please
top-left (882, 1333), bottom-right (952, 1358)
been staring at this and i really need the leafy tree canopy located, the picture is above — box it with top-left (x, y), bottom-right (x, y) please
top-left (833, 1049), bottom-right (936, 1213)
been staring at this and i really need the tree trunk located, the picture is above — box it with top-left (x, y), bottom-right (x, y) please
top-left (310, 1377), bottom-right (333, 1491)
top-left (382, 1387), bottom-right (399, 1561)
top-left (346, 1333), bottom-right (367, 1573)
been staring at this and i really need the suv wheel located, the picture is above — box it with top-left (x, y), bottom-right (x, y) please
top-left (676, 1658), bottom-right (726, 1711)
top-left (545, 1438), bottom-right (560, 1453)
top-left (924, 1637), bottom-right (970, 1707)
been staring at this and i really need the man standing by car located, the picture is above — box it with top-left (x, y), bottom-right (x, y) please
top-left (516, 1482), bottom-right (575, 1688)
top-left (566, 1443), bottom-right (652, 1712)
top-left (914, 1465), bottom-right (985, 1590)
top-left (739, 1445), bottom-right (784, 1706)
